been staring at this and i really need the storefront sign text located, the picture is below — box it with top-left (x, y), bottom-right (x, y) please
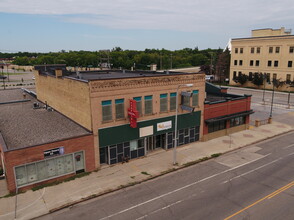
top-left (44, 147), bottom-right (64, 158)
top-left (157, 121), bottom-right (172, 131)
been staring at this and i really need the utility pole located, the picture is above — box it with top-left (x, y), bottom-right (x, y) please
top-left (160, 52), bottom-right (163, 70)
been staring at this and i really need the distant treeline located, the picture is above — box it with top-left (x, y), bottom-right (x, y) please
top-left (0, 47), bottom-right (228, 71)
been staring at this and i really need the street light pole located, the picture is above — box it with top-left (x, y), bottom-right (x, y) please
top-left (173, 83), bottom-right (193, 165)
top-left (262, 73), bottom-right (266, 104)
top-left (269, 81), bottom-right (275, 118)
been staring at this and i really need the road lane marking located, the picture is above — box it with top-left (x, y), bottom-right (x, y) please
top-left (283, 143), bottom-right (294, 149)
top-left (222, 158), bottom-right (280, 184)
top-left (267, 182), bottom-right (294, 199)
top-left (224, 181), bottom-right (294, 220)
top-left (98, 154), bottom-right (270, 220)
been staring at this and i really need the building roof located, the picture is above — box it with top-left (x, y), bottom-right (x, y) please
top-left (205, 82), bottom-right (250, 103)
top-left (231, 34), bottom-right (294, 41)
top-left (35, 65), bottom-right (202, 81)
top-left (0, 89), bottom-right (91, 151)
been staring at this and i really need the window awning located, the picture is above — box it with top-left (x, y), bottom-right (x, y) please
top-left (205, 110), bottom-right (254, 124)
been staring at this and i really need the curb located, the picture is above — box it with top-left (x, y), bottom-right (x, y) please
top-left (35, 128), bottom-right (294, 218)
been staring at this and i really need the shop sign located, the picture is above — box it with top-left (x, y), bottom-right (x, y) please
top-left (128, 99), bottom-right (139, 128)
top-left (44, 147), bottom-right (64, 158)
top-left (139, 126), bottom-right (153, 137)
top-left (157, 121), bottom-right (172, 131)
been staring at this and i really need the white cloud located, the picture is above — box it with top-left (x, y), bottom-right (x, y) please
top-left (1, 0), bottom-right (294, 32)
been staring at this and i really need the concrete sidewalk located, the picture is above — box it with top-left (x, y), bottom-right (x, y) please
top-left (0, 116), bottom-right (293, 220)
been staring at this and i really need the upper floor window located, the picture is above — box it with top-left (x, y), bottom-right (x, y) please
top-left (256, 60), bottom-right (260, 66)
top-left (275, 47), bottom-right (280, 53)
top-left (115, 99), bottom-right (124, 119)
top-left (268, 60), bottom-right (272, 67)
top-left (269, 47), bottom-right (273, 53)
top-left (257, 47), bottom-right (261, 53)
top-left (251, 47), bottom-right (255, 53)
top-left (274, 60), bottom-right (279, 67)
top-left (239, 60), bottom-right (243, 66)
top-left (102, 100), bottom-right (112, 121)
top-left (192, 90), bottom-right (199, 106)
top-left (250, 60), bottom-right (254, 66)
top-left (160, 93), bottom-right (168, 112)
top-left (235, 48), bottom-right (238, 53)
top-left (234, 60), bottom-right (238, 66)
top-left (290, 46), bottom-right (294, 53)
top-left (170, 93), bottom-right (176, 111)
top-left (288, 61), bottom-right (293, 68)
top-left (240, 48), bottom-right (243, 54)
top-left (144, 95), bottom-right (153, 115)
top-left (182, 93), bottom-right (191, 106)
top-left (273, 73), bottom-right (277, 80)
top-left (133, 97), bottom-right (142, 116)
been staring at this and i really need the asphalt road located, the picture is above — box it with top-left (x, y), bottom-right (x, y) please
top-left (38, 131), bottom-right (294, 220)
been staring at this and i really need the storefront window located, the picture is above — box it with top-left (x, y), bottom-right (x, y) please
top-left (15, 153), bottom-right (76, 187)
top-left (230, 116), bottom-right (245, 127)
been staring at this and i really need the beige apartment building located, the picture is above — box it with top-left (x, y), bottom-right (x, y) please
top-left (230, 27), bottom-right (294, 91)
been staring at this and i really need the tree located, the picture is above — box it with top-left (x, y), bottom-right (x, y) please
top-left (234, 73), bottom-right (248, 85)
top-left (252, 72), bottom-right (264, 86)
top-left (273, 78), bottom-right (285, 89)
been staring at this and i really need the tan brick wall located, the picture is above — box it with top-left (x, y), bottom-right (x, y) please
top-left (90, 74), bottom-right (206, 163)
top-left (89, 74), bottom-right (206, 138)
top-left (3, 135), bottom-right (95, 192)
top-left (35, 71), bottom-right (92, 131)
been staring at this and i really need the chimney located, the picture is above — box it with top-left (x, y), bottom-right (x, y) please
top-left (55, 69), bottom-right (63, 78)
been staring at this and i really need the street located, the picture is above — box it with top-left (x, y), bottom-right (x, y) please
top-left (38, 131), bottom-right (294, 220)
top-left (227, 87), bottom-right (294, 122)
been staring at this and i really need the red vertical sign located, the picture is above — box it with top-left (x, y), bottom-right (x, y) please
top-left (128, 99), bottom-right (139, 128)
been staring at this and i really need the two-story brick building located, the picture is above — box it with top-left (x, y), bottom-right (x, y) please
top-left (34, 66), bottom-right (206, 167)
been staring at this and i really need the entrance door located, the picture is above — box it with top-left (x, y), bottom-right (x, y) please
top-left (154, 134), bottom-right (166, 149)
top-left (146, 136), bottom-right (154, 152)
top-left (74, 151), bottom-right (85, 173)
top-left (99, 147), bottom-right (108, 164)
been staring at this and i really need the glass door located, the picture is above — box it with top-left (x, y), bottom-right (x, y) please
top-left (74, 151), bottom-right (85, 173)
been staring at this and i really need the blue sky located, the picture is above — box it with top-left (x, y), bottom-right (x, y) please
top-left (1, 0), bottom-right (294, 52)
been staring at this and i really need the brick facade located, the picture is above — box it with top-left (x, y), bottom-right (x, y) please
top-left (2, 134), bottom-right (95, 192)
top-left (203, 96), bottom-right (252, 140)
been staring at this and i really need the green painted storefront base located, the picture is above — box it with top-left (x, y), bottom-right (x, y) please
top-left (99, 111), bottom-right (201, 147)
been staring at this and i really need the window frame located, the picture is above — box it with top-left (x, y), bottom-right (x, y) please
top-left (144, 95), bottom-right (153, 115)
top-left (115, 99), bottom-right (125, 120)
top-left (102, 100), bottom-right (113, 122)
top-left (160, 93), bottom-right (168, 112)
